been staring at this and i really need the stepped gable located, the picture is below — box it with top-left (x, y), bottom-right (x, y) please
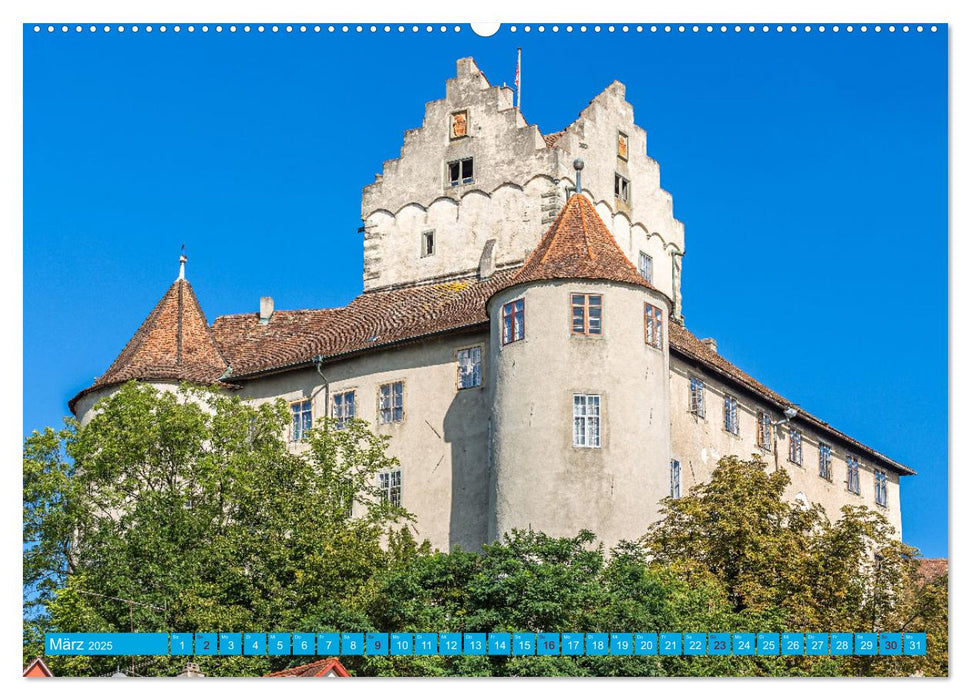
top-left (496, 193), bottom-right (661, 294)
top-left (68, 279), bottom-right (229, 411)
top-left (212, 269), bottom-right (518, 378)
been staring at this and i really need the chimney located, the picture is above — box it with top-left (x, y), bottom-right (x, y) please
top-left (700, 337), bottom-right (718, 354)
top-left (259, 296), bottom-right (274, 324)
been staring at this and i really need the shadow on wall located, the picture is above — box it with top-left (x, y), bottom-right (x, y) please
top-left (443, 384), bottom-right (492, 552)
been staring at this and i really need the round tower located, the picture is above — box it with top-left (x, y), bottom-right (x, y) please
top-left (486, 190), bottom-right (673, 547)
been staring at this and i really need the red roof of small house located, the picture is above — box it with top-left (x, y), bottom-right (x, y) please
top-left (265, 657), bottom-right (350, 677)
top-left (915, 558), bottom-right (948, 583)
top-left (23, 657), bottom-right (54, 677)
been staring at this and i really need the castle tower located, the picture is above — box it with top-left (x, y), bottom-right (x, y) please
top-left (361, 57), bottom-right (685, 318)
top-left (486, 189), bottom-right (673, 546)
top-left (69, 256), bottom-right (229, 423)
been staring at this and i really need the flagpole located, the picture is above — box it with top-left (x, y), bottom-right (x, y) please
top-left (516, 47), bottom-right (522, 111)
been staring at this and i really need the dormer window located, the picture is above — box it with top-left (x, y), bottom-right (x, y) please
top-left (614, 173), bottom-right (630, 202)
top-left (447, 158), bottom-right (474, 187)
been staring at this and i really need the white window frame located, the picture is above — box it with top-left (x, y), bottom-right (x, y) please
top-left (378, 381), bottom-right (404, 424)
top-left (447, 157), bottom-right (474, 186)
top-left (724, 394), bottom-right (739, 435)
top-left (614, 173), bottom-right (630, 202)
top-left (456, 346), bottom-right (482, 389)
top-left (819, 443), bottom-right (832, 481)
top-left (573, 394), bottom-right (602, 448)
top-left (332, 390), bottom-right (356, 430)
top-left (875, 469), bottom-right (888, 507)
top-left (847, 455), bottom-right (861, 494)
top-left (788, 427), bottom-right (803, 465)
top-left (290, 398), bottom-right (312, 442)
top-left (638, 251), bottom-right (653, 284)
top-left (379, 469), bottom-right (402, 507)
top-left (689, 377), bottom-right (706, 418)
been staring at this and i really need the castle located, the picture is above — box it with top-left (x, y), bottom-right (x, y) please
top-left (70, 57), bottom-right (913, 550)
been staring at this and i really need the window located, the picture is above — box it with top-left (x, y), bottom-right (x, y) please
top-left (614, 173), bottom-right (630, 202)
top-left (571, 293), bottom-right (603, 335)
top-left (501, 298), bottom-right (525, 345)
top-left (689, 378), bottom-right (706, 418)
top-left (757, 410), bottom-right (772, 450)
top-left (875, 469), bottom-right (888, 507)
top-left (724, 395), bottom-right (739, 435)
top-left (332, 390), bottom-right (355, 430)
top-left (617, 131), bottom-right (629, 160)
top-left (378, 381), bottom-right (404, 424)
top-left (447, 158), bottom-right (474, 186)
top-left (421, 230), bottom-right (435, 257)
top-left (379, 470), bottom-right (402, 508)
top-left (638, 252), bottom-right (653, 283)
top-left (819, 444), bottom-right (832, 480)
top-left (573, 394), bottom-right (601, 448)
top-left (290, 399), bottom-right (312, 442)
top-left (847, 455), bottom-right (861, 494)
top-left (788, 427), bottom-right (803, 465)
top-left (670, 459), bottom-right (681, 499)
top-left (457, 346), bottom-right (482, 389)
top-left (644, 303), bottom-right (663, 349)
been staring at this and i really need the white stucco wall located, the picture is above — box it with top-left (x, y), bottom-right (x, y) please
top-left (487, 279), bottom-right (673, 547)
top-left (669, 356), bottom-right (903, 538)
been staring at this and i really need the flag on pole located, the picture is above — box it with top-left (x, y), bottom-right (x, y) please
top-left (515, 47), bottom-right (522, 110)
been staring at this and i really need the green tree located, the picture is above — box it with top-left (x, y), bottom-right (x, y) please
top-left (24, 381), bottom-right (409, 677)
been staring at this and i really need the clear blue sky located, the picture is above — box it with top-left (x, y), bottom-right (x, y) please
top-left (23, 25), bottom-right (947, 556)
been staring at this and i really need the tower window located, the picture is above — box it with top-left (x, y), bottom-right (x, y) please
top-left (638, 251), bottom-right (653, 283)
top-left (290, 399), bottom-right (312, 442)
top-left (573, 394), bottom-right (602, 448)
top-left (757, 410), bottom-right (772, 450)
top-left (378, 381), bottom-right (404, 424)
top-left (689, 377), bottom-right (706, 418)
top-left (875, 469), bottom-right (888, 507)
top-left (724, 395), bottom-right (739, 435)
top-left (421, 230), bottom-right (435, 257)
top-left (456, 346), bottom-right (482, 389)
top-left (571, 293), bottom-right (603, 335)
top-left (670, 459), bottom-right (681, 498)
top-left (819, 444), bottom-right (832, 480)
top-left (788, 427), bottom-right (803, 465)
top-left (447, 158), bottom-right (474, 186)
top-left (501, 299), bottom-right (525, 345)
top-left (847, 455), bottom-right (861, 494)
top-left (332, 390), bottom-right (356, 430)
top-left (379, 469), bottom-right (402, 507)
top-left (644, 303), bottom-right (663, 349)
top-left (614, 173), bottom-right (630, 202)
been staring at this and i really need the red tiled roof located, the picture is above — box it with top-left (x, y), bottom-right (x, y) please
top-left (669, 322), bottom-right (915, 475)
top-left (496, 193), bottom-right (660, 295)
top-left (915, 558), bottom-right (948, 583)
top-left (212, 271), bottom-right (517, 379)
top-left (543, 131), bottom-right (564, 148)
top-left (68, 279), bottom-right (230, 411)
top-left (23, 657), bottom-right (54, 677)
top-left (266, 657), bottom-right (350, 677)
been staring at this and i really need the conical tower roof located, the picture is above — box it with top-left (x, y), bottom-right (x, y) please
top-left (69, 276), bottom-right (228, 412)
top-left (498, 193), bottom-right (660, 293)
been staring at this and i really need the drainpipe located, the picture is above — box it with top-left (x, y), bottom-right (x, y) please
top-left (313, 355), bottom-right (329, 431)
